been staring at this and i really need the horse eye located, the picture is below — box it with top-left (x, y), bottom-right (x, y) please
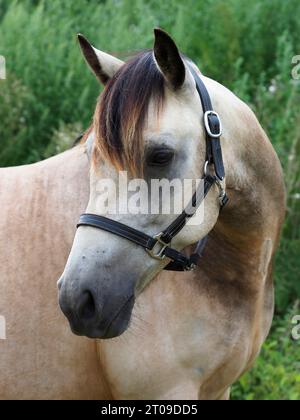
top-left (147, 148), bottom-right (175, 167)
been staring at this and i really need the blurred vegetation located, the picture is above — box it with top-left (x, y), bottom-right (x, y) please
top-left (0, 0), bottom-right (299, 399)
top-left (232, 303), bottom-right (300, 400)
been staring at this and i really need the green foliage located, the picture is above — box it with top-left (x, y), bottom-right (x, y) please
top-left (0, 0), bottom-right (299, 400)
top-left (43, 121), bottom-right (84, 159)
top-left (0, 75), bottom-right (34, 164)
top-left (232, 303), bottom-right (300, 400)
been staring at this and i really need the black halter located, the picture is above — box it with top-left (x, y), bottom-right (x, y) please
top-left (77, 65), bottom-right (228, 271)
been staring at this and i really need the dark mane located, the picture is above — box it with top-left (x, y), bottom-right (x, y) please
top-left (93, 50), bottom-right (165, 176)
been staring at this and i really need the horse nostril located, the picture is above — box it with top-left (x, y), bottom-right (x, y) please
top-left (78, 291), bottom-right (96, 321)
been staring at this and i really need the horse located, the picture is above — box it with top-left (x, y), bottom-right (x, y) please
top-left (0, 29), bottom-right (285, 400)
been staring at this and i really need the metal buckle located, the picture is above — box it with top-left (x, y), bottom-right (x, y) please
top-left (146, 233), bottom-right (168, 260)
top-left (185, 263), bottom-right (196, 272)
top-left (204, 164), bottom-right (228, 207)
top-left (204, 111), bottom-right (222, 138)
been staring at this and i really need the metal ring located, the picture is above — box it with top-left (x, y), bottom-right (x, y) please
top-left (204, 160), bottom-right (210, 176)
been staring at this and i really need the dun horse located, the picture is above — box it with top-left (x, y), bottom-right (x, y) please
top-left (0, 29), bottom-right (285, 399)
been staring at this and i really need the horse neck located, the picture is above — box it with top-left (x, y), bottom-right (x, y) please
top-left (202, 108), bottom-right (286, 291)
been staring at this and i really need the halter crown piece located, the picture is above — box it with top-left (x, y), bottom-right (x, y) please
top-left (77, 64), bottom-right (228, 271)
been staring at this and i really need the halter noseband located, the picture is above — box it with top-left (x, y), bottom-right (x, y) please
top-left (77, 64), bottom-right (228, 271)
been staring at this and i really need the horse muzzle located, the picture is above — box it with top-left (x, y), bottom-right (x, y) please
top-left (58, 274), bottom-right (135, 339)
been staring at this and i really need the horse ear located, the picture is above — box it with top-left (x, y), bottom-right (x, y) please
top-left (153, 28), bottom-right (187, 90)
top-left (77, 34), bottom-right (124, 85)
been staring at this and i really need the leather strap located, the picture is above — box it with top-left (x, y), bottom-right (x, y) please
top-left (77, 214), bottom-right (198, 270)
top-left (77, 214), bottom-right (157, 250)
top-left (188, 65), bottom-right (225, 180)
top-left (164, 236), bottom-right (208, 271)
top-left (160, 174), bottom-right (215, 244)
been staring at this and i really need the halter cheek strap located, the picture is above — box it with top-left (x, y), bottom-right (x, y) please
top-left (76, 64), bottom-right (228, 271)
top-left (188, 66), bottom-right (225, 181)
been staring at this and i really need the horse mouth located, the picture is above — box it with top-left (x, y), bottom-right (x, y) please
top-left (68, 295), bottom-right (135, 340)
top-left (101, 295), bottom-right (135, 339)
